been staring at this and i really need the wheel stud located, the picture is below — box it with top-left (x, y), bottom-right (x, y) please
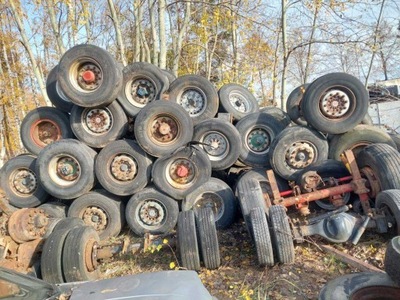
top-left (82, 70), bottom-right (96, 84)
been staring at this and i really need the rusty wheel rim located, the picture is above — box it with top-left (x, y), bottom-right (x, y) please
top-left (69, 58), bottom-right (103, 93)
top-left (83, 108), bottom-right (113, 134)
top-left (350, 286), bottom-right (400, 300)
top-left (201, 131), bottom-right (229, 161)
top-left (229, 92), bottom-right (250, 113)
top-left (320, 87), bottom-right (355, 119)
top-left (49, 155), bottom-right (81, 186)
top-left (193, 192), bottom-right (224, 221)
top-left (149, 115), bottom-right (179, 145)
top-left (10, 168), bottom-right (37, 196)
top-left (109, 154), bottom-right (138, 181)
top-left (136, 199), bottom-right (166, 229)
top-left (125, 77), bottom-right (156, 108)
top-left (84, 238), bottom-right (98, 272)
top-left (285, 141), bottom-right (317, 169)
top-left (30, 119), bottom-right (62, 148)
top-left (178, 88), bottom-right (206, 116)
top-left (8, 208), bottom-right (48, 242)
top-left (360, 166), bottom-right (381, 199)
top-left (166, 158), bottom-right (196, 189)
top-left (82, 207), bottom-right (108, 232)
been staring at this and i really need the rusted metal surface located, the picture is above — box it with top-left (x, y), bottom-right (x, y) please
top-left (110, 154), bottom-right (137, 181)
top-left (85, 108), bottom-right (112, 134)
top-left (360, 166), bottom-right (380, 199)
top-left (83, 207), bottom-right (108, 232)
top-left (30, 119), bottom-right (61, 147)
top-left (150, 116), bottom-right (178, 143)
top-left (8, 208), bottom-right (50, 243)
top-left (17, 239), bottom-right (43, 269)
top-left (266, 169), bottom-right (280, 202)
top-left (85, 238), bottom-right (98, 272)
top-left (167, 158), bottom-right (195, 187)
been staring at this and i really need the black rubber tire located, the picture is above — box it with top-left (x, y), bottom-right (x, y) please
top-left (260, 107), bottom-right (292, 128)
top-left (95, 139), bottom-right (152, 196)
top-left (301, 72), bottom-right (369, 134)
top-left (235, 177), bottom-right (267, 234)
top-left (269, 125), bottom-right (329, 180)
top-left (376, 190), bottom-right (400, 235)
top-left (117, 62), bottom-right (169, 117)
top-left (41, 220), bottom-right (84, 283)
top-left (361, 112), bottom-right (373, 125)
top-left (62, 226), bottom-right (101, 282)
top-left (329, 125), bottom-right (397, 161)
top-left (286, 84), bottom-right (309, 126)
top-left (218, 83), bottom-right (259, 121)
top-left (70, 101), bottom-right (127, 148)
top-left (53, 217), bottom-right (85, 232)
top-left (269, 205), bottom-right (295, 264)
top-left (294, 159), bottom-right (351, 210)
top-left (0, 155), bottom-right (48, 208)
top-left (193, 118), bottom-right (241, 170)
top-left (57, 44), bottom-right (122, 107)
top-left (177, 210), bottom-right (201, 271)
top-left (46, 65), bottom-right (73, 112)
top-left (183, 177), bottom-right (236, 229)
top-left (151, 145), bottom-right (212, 200)
top-left (385, 235), bottom-right (400, 285)
top-left (196, 207), bottom-right (221, 269)
top-left (161, 69), bottom-right (176, 85)
top-left (250, 207), bottom-right (275, 267)
top-left (67, 190), bottom-right (125, 240)
top-left (125, 186), bottom-right (179, 236)
top-left (20, 107), bottom-right (74, 155)
top-left (39, 201), bottom-right (68, 218)
top-left (134, 100), bottom-right (194, 157)
top-left (356, 144), bottom-right (400, 193)
top-left (389, 134), bottom-right (400, 151)
top-left (168, 75), bottom-right (219, 125)
top-left (318, 272), bottom-right (400, 300)
top-left (36, 139), bottom-right (97, 199)
top-left (235, 112), bottom-right (286, 167)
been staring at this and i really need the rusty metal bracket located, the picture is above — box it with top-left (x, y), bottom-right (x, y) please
top-left (266, 169), bottom-right (281, 204)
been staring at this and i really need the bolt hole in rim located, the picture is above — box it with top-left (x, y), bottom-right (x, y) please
top-left (285, 141), bottom-right (318, 170)
top-left (10, 168), bottom-right (38, 196)
top-left (48, 155), bottom-right (81, 186)
top-left (166, 158), bottom-right (197, 189)
top-left (125, 77), bottom-right (157, 108)
top-left (319, 86), bottom-right (355, 119)
top-left (201, 131), bottom-right (230, 161)
top-left (177, 87), bottom-right (207, 116)
top-left (149, 114), bottom-right (180, 145)
top-left (136, 199), bottom-right (166, 230)
top-left (82, 108), bottom-right (113, 135)
top-left (229, 92), bottom-right (250, 113)
top-left (109, 153), bottom-right (138, 182)
top-left (30, 119), bottom-right (62, 147)
top-left (194, 192), bottom-right (224, 221)
top-left (245, 126), bottom-right (272, 154)
top-left (69, 57), bottom-right (103, 93)
top-left (82, 206), bottom-right (108, 232)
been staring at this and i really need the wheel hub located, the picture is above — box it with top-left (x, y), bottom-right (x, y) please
top-left (168, 159), bottom-right (195, 185)
top-left (194, 192), bottom-right (223, 220)
top-left (286, 142), bottom-right (315, 169)
top-left (151, 116), bottom-right (178, 143)
top-left (229, 92), bottom-right (248, 113)
top-left (139, 200), bottom-right (165, 226)
top-left (85, 238), bottom-right (98, 272)
top-left (321, 89), bottom-right (350, 117)
top-left (77, 63), bottom-right (102, 91)
top-left (203, 132), bottom-right (229, 160)
top-left (83, 207), bottom-right (108, 231)
top-left (179, 89), bottom-right (206, 116)
top-left (85, 108), bottom-right (112, 133)
top-left (110, 154), bottom-right (137, 181)
top-left (32, 120), bottom-right (61, 146)
top-left (247, 128), bottom-right (270, 152)
top-left (56, 157), bottom-right (80, 181)
top-left (130, 79), bottom-right (156, 106)
top-left (12, 169), bottom-right (37, 194)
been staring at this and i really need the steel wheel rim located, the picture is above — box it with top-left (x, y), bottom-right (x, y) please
top-left (69, 57), bottom-right (103, 93)
top-left (136, 199), bottom-right (166, 229)
top-left (320, 87), bottom-right (354, 119)
top-left (10, 168), bottom-right (38, 196)
top-left (149, 114), bottom-right (180, 145)
top-left (166, 158), bottom-right (196, 189)
top-left (48, 155), bottom-right (81, 186)
top-left (83, 108), bottom-right (113, 134)
top-left (82, 206), bottom-right (108, 232)
top-left (125, 77), bottom-right (157, 108)
top-left (30, 119), bottom-right (62, 147)
top-left (285, 141), bottom-right (317, 170)
top-left (229, 92), bottom-right (250, 113)
top-left (109, 154), bottom-right (138, 181)
top-left (245, 126), bottom-right (272, 154)
top-left (201, 131), bottom-right (229, 161)
top-left (177, 88), bottom-right (207, 116)
top-left (193, 192), bottom-right (224, 221)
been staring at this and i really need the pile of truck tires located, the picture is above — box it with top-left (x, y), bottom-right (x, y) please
top-left (1, 44), bottom-right (400, 279)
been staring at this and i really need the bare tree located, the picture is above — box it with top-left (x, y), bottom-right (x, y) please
top-left (107, 0), bottom-right (127, 66)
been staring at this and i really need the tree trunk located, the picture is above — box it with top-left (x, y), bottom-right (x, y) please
top-left (172, 2), bottom-right (191, 76)
top-left (80, 0), bottom-right (92, 43)
top-left (159, 0), bottom-right (167, 69)
top-left (303, 3), bottom-right (319, 84)
top-left (44, 0), bottom-right (66, 56)
top-left (272, 28), bottom-right (281, 106)
top-left (8, 0), bottom-right (51, 106)
top-left (107, 0), bottom-right (127, 66)
top-left (134, 0), bottom-right (142, 61)
top-left (149, 0), bottom-right (159, 66)
top-left (280, 0), bottom-right (288, 109)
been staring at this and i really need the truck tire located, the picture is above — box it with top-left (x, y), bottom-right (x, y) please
top-left (260, 107), bottom-right (291, 128)
top-left (177, 210), bottom-right (201, 271)
top-left (46, 65), bottom-right (73, 112)
top-left (286, 84), bottom-right (309, 126)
